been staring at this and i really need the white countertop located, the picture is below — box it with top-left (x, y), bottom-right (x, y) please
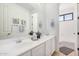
top-left (0, 35), bottom-right (55, 56)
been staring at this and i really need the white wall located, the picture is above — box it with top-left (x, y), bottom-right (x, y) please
top-left (38, 4), bottom-right (59, 35)
top-left (38, 4), bottom-right (47, 34)
top-left (46, 4), bottom-right (59, 35)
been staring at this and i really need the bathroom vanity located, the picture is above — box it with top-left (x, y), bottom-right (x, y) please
top-left (0, 35), bottom-right (55, 56)
top-left (19, 35), bottom-right (55, 56)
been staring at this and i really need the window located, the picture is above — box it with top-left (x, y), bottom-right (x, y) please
top-left (59, 16), bottom-right (64, 21)
top-left (59, 13), bottom-right (73, 21)
top-left (64, 13), bottom-right (73, 21)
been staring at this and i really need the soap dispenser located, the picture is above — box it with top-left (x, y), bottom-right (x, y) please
top-left (33, 33), bottom-right (37, 41)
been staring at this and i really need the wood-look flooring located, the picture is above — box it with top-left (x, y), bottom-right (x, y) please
top-left (52, 50), bottom-right (77, 56)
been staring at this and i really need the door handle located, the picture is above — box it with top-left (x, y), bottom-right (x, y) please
top-left (77, 32), bottom-right (79, 35)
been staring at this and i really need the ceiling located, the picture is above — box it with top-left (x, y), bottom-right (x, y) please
top-left (17, 3), bottom-right (41, 13)
top-left (59, 3), bottom-right (76, 11)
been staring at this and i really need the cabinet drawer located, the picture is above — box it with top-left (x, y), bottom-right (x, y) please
top-left (52, 37), bottom-right (55, 51)
top-left (46, 39), bottom-right (52, 56)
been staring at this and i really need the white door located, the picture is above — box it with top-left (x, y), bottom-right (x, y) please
top-left (59, 4), bottom-right (77, 55)
top-left (59, 20), bottom-right (77, 55)
top-left (59, 21), bottom-right (77, 43)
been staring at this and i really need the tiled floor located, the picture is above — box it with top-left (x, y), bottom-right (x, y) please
top-left (52, 51), bottom-right (65, 56)
top-left (52, 50), bottom-right (76, 56)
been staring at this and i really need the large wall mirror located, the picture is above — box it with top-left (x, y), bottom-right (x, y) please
top-left (0, 3), bottom-right (34, 38)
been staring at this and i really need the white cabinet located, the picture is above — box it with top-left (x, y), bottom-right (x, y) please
top-left (51, 37), bottom-right (55, 52)
top-left (32, 43), bottom-right (45, 56)
top-left (19, 50), bottom-right (31, 56)
top-left (18, 36), bottom-right (55, 56)
top-left (31, 37), bottom-right (55, 56)
top-left (46, 39), bottom-right (52, 56)
top-left (46, 37), bottom-right (55, 56)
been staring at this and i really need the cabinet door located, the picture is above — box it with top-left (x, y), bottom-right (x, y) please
top-left (46, 39), bottom-right (52, 56)
top-left (19, 50), bottom-right (31, 56)
top-left (32, 43), bottom-right (45, 56)
top-left (51, 37), bottom-right (55, 52)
